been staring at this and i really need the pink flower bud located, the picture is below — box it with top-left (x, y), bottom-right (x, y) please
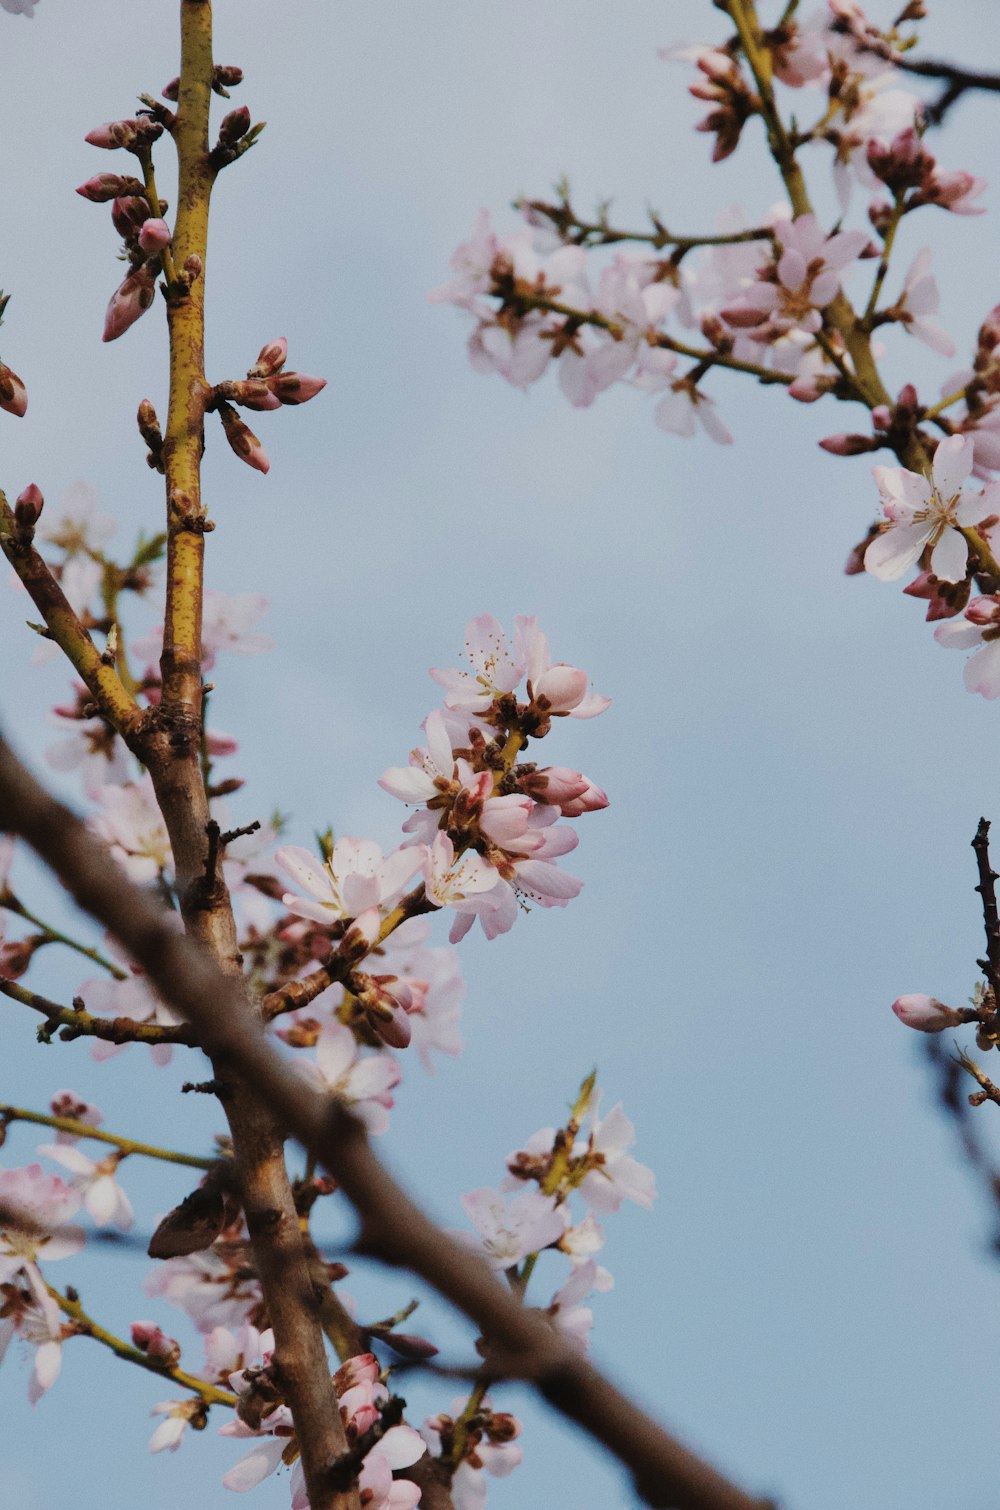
top-left (162, 77), bottom-right (180, 102)
top-left (266, 372), bottom-right (327, 406)
top-left (138, 218), bottom-right (172, 255)
top-left (333, 1353), bottom-right (380, 1393)
top-left (111, 196), bottom-right (151, 241)
top-left (102, 266), bottom-right (157, 343)
top-left (871, 405), bottom-right (893, 431)
top-left (891, 994), bottom-right (962, 1032)
top-left (14, 483), bottom-right (43, 529)
top-left (819, 432), bottom-right (876, 456)
top-left (218, 403), bottom-right (270, 473)
top-left (227, 380), bottom-right (281, 412)
top-left (131, 1322), bottom-right (182, 1366)
top-left (85, 117), bottom-right (162, 151)
top-left (379, 1330), bottom-right (439, 1360)
top-left (521, 766), bottom-right (589, 805)
top-left (76, 173), bottom-right (145, 203)
top-left (251, 337), bottom-right (288, 377)
top-left (965, 595), bottom-right (1000, 627)
top-left (0, 361), bottom-right (28, 417)
top-left (788, 375), bottom-right (824, 403)
top-left (213, 64), bottom-right (245, 92)
top-left (531, 665), bottom-right (589, 712)
top-left (218, 105), bottom-right (251, 147)
top-left (559, 778), bottom-right (610, 817)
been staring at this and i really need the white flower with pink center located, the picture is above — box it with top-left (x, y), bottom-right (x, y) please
top-left (36, 1143), bottom-right (133, 1229)
top-left (88, 775), bottom-right (174, 883)
top-left (896, 249), bottom-right (955, 357)
top-left (0, 1266), bottom-right (65, 1403)
top-left (548, 1257), bottom-right (614, 1351)
top-left (459, 1186), bottom-right (566, 1269)
top-left (514, 615), bottom-right (610, 719)
top-left (301, 1021), bottom-right (400, 1135)
top-left (725, 214), bottom-right (868, 338)
top-left (0, 1164), bottom-right (85, 1282)
top-left (275, 838), bottom-right (425, 930)
top-left (430, 613), bottom-right (524, 713)
top-left (422, 832), bottom-right (504, 938)
top-left (865, 435), bottom-right (1000, 583)
top-left (935, 593), bottom-right (1000, 698)
top-left (578, 1104), bottom-right (657, 1214)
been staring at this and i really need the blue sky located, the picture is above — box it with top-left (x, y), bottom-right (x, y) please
top-left (2, 3), bottom-right (1000, 1508)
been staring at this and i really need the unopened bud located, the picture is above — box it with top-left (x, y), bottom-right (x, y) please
top-left (76, 173), bottom-right (146, 203)
top-left (226, 379), bottom-right (281, 412)
top-left (137, 398), bottom-right (163, 454)
top-left (103, 266), bottom-right (157, 343)
top-left (250, 337), bottom-right (287, 377)
top-left (85, 117), bottom-right (163, 152)
top-left (218, 105), bottom-right (251, 147)
top-left (111, 196), bottom-right (151, 241)
top-left (217, 401), bottom-right (270, 473)
top-left (891, 993), bottom-right (963, 1032)
top-left (818, 432), bottom-right (875, 456)
top-left (162, 77), bottom-right (180, 102)
top-left (138, 217), bottom-right (172, 255)
top-left (14, 483), bottom-right (43, 531)
top-left (0, 361), bottom-right (27, 418)
top-left (530, 665), bottom-right (589, 713)
top-left (267, 371), bottom-right (327, 406)
top-left (131, 1322), bottom-right (182, 1367)
top-left (965, 595), bottom-right (1000, 627)
top-left (212, 64), bottom-right (245, 96)
top-left (378, 1330), bottom-right (439, 1360)
top-left (182, 254), bottom-right (203, 286)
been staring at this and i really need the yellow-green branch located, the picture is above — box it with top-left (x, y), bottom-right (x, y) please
top-left (0, 1103), bottom-right (213, 1169)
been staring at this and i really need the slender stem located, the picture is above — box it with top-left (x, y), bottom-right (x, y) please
top-left (0, 1104), bottom-right (213, 1169)
top-left (46, 1281), bottom-right (235, 1407)
top-left (0, 976), bottom-right (196, 1046)
top-left (4, 898), bottom-right (126, 977)
top-left (0, 495), bottom-right (140, 739)
top-left (519, 201), bottom-right (774, 254)
top-left (450, 1380), bottom-right (489, 1467)
top-left (960, 526), bottom-right (1000, 586)
top-left (138, 151), bottom-right (178, 287)
top-left (863, 196), bottom-right (906, 325)
top-left (924, 385), bottom-right (968, 421)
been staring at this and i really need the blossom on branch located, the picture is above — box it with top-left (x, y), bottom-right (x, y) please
top-left (864, 435), bottom-right (999, 583)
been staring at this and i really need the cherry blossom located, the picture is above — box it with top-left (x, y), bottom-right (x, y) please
top-left (145, 1238), bottom-right (263, 1335)
top-left (934, 594), bottom-right (1000, 698)
top-left (894, 249), bottom-right (955, 357)
top-left (578, 1103), bottom-right (657, 1213)
top-left (422, 832), bottom-right (506, 943)
top-left (429, 614), bottom-right (523, 714)
top-left (134, 590), bottom-right (273, 672)
top-left (36, 1143), bottom-right (134, 1229)
top-left (88, 775), bottom-right (174, 883)
top-left (458, 1186), bottom-right (565, 1269)
top-left (422, 1402), bottom-right (523, 1510)
top-left (0, 1269), bottom-right (65, 1403)
top-left (48, 1090), bottom-right (104, 1144)
top-left (80, 947), bottom-right (184, 1068)
top-left (149, 1398), bottom-right (204, 1454)
top-left (39, 480), bottom-right (116, 557)
top-left (865, 436), bottom-right (1000, 584)
top-left (380, 929), bottom-right (464, 1071)
top-left (0, 1166), bottom-right (85, 1281)
top-left (547, 1257), bottom-right (614, 1350)
top-left (298, 1021), bottom-right (400, 1135)
top-left (275, 838), bottom-right (424, 928)
top-left (722, 215), bottom-right (869, 339)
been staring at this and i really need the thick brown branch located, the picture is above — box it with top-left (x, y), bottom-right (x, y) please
top-left (0, 733), bottom-right (776, 1510)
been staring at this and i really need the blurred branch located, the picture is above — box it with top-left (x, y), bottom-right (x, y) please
top-left (0, 732), bottom-right (779, 1510)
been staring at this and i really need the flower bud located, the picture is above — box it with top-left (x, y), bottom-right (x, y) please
top-left (891, 993), bottom-right (963, 1032)
top-left (520, 766), bottom-right (589, 805)
top-left (111, 196), bottom-right (151, 241)
top-left (965, 595), bottom-right (1000, 627)
top-left (14, 483), bottom-right (43, 530)
top-left (333, 1353), bottom-right (380, 1394)
top-left (226, 380), bottom-right (281, 412)
top-left (218, 402), bottom-right (270, 473)
top-left (559, 777), bottom-right (610, 817)
top-left (162, 77), bottom-right (180, 102)
top-left (138, 217), bottom-right (172, 255)
top-left (378, 1330), bottom-right (439, 1360)
top-left (218, 105), bottom-right (251, 147)
top-left (212, 64), bottom-right (245, 95)
top-left (131, 1322), bottom-right (182, 1367)
top-left (85, 117), bottom-right (163, 151)
top-left (266, 371), bottom-right (327, 406)
top-left (818, 432), bottom-right (876, 456)
top-left (0, 361), bottom-right (27, 418)
top-left (76, 173), bottom-right (146, 203)
top-left (103, 266), bottom-right (157, 343)
top-left (530, 665), bottom-right (589, 713)
top-left (251, 337), bottom-right (288, 378)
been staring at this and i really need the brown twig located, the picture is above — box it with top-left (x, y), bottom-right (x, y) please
top-left (972, 818), bottom-right (1000, 999)
top-left (0, 734), bottom-right (777, 1510)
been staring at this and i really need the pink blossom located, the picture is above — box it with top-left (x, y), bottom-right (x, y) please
top-left (138, 217), bottom-right (172, 255)
top-left (578, 1104), bottom-right (657, 1214)
top-left (39, 480), bottom-right (116, 556)
top-left (80, 939), bottom-right (184, 1069)
top-left (865, 436), bottom-right (1000, 583)
top-left (935, 594), bottom-right (1000, 698)
top-left (88, 775), bottom-right (173, 883)
top-left (36, 1144), bottom-right (133, 1229)
top-left (48, 1091), bottom-right (104, 1144)
top-left (0, 1165), bottom-right (84, 1282)
top-left (429, 209), bottom-right (500, 309)
top-left (430, 613), bottom-right (523, 713)
top-left (895, 249), bottom-right (955, 357)
top-left (515, 615), bottom-right (610, 719)
top-left (276, 838), bottom-right (424, 927)
top-left (134, 590), bottom-right (273, 672)
top-left (459, 1186), bottom-right (566, 1269)
top-left (149, 1399), bottom-right (202, 1453)
top-left (723, 215), bottom-right (868, 339)
top-left (547, 1257), bottom-right (614, 1350)
top-left (145, 1245), bottom-right (262, 1335)
top-left (300, 1021), bottom-right (400, 1135)
top-left (914, 168), bottom-right (987, 216)
top-left (380, 928), bottom-right (464, 1072)
top-left (0, 1269), bottom-right (65, 1404)
top-left (422, 832), bottom-right (505, 942)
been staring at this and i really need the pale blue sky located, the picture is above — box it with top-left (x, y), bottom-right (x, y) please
top-left (2, 4), bottom-right (1000, 1509)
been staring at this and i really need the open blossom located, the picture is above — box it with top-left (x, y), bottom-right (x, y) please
top-left (0, 1165), bottom-right (84, 1283)
top-left (895, 249), bottom-right (955, 357)
top-left (865, 436), bottom-right (1000, 584)
top-left (381, 928), bottom-right (464, 1071)
top-left (275, 838), bottom-right (425, 928)
top-left (430, 613), bottom-right (524, 713)
top-left (80, 942), bottom-right (184, 1068)
top-left (722, 215), bottom-right (869, 339)
top-left (422, 831), bottom-right (504, 941)
top-left (422, 1400), bottom-right (522, 1510)
top-left (0, 1270), bottom-right (65, 1403)
top-left (134, 590), bottom-right (273, 671)
top-left (299, 1021), bottom-right (400, 1134)
top-left (36, 1144), bottom-right (133, 1230)
top-left (578, 1104), bottom-right (657, 1214)
top-left (39, 480), bottom-right (116, 556)
top-left (88, 775), bottom-right (173, 883)
top-left (459, 1186), bottom-right (565, 1269)
top-left (145, 1240), bottom-right (263, 1335)
top-left (935, 594), bottom-right (1000, 698)
top-left (547, 1257), bottom-right (614, 1350)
